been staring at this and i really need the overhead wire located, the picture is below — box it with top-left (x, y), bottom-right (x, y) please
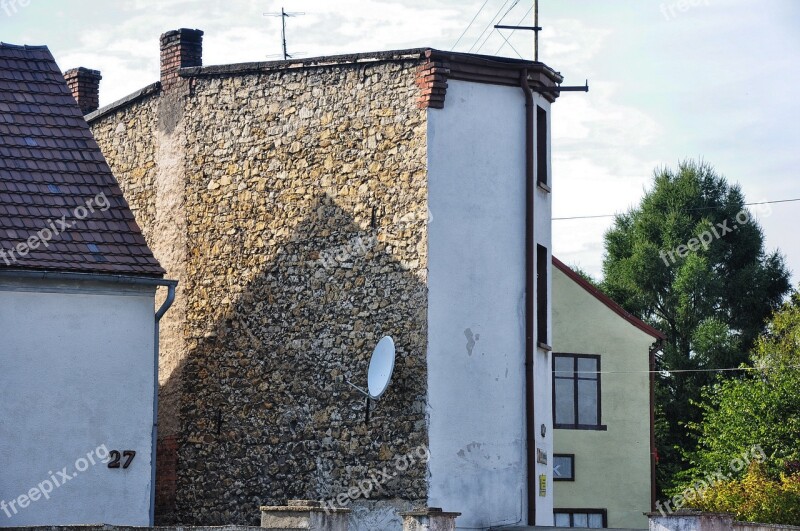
top-left (494, 4), bottom-right (534, 56)
top-left (452, 0), bottom-right (491, 50)
top-left (552, 197), bottom-right (800, 221)
top-left (566, 364), bottom-right (800, 375)
top-left (467, 0), bottom-right (514, 53)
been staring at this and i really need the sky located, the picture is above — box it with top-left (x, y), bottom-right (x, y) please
top-left (2, 0), bottom-right (799, 283)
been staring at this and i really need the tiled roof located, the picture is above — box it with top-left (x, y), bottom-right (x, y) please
top-left (0, 44), bottom-right (164, 277)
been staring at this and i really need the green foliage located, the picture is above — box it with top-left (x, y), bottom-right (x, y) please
top-left (601, 160), bottom-right (791, 493)
top-left (687, 463), bottom-right (800, 525)
top-left (681, 366), bottom-right (800, 481)
top-left (675, 293), bottom-right (800, 523)
top-left (753, 290), bottom-right (800, 369)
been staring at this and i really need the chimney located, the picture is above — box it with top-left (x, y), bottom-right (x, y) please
top-left (63, 68), bottom-right (102, 115)
top-left (160, 28), bottom-right (204, 91)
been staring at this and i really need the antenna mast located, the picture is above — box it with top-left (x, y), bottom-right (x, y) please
top-left (494, 0), bottom-right (589, 93)
top-left (534, 0), bottom-right (539, 61)
top-left (263, 7), bottom-right (305, 60)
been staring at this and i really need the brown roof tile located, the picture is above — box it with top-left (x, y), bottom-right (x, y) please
top-left (0, 43), bottom-right (164, 277)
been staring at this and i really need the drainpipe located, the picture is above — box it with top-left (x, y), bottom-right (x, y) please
top-left (520, 68), bottom-right (536, 526)
top-left (151, 283), bottom-right (177, 525)
top-left (649, 338), bottom-right (665, 512)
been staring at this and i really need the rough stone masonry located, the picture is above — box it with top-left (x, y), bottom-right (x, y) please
top-left (89, 33), bottom-right (430, 526)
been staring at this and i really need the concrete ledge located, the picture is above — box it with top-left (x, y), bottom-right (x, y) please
top-left (0, 527), bottom-right (261, 531)
top-left (260, 500), bottom-right (351, 530)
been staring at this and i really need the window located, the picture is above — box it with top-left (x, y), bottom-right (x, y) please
top-left (537, 245), bottom-right (548, 347)
top-left (553, 454), bottom-right (575, 481)
top-left (553, 354), bottom-right (604, 430)
top-left (536, 105), bottom-right (549, 190)
top-left (554, 509), bottom-right (607, 528)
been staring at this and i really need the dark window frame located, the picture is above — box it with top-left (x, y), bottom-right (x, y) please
top-left (553, 353), bottom-right (606, 430)
top-left (553, 453), bottom-right (575, 481)
top-left (536, 105), bottom-right (550, 191)
top-left (537, 244), bottom-right (549, 347)
top-left (554, 509), bottom-right (608, 528)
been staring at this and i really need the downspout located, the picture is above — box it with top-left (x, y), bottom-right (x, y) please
top-left (150, 283), bottom-right (177, 525)
top-left (649, 338), bottom-right (664, 512)
top-left (521, 68), bottom-right (537, 526)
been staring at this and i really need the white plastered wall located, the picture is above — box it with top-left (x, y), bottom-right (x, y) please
top-left (426, 78), bottom-right (554, 529)
top-left (0, 278), bottom-right (156, 526)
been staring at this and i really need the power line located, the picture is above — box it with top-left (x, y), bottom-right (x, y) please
top-left (494, 29), bottom-right (525, 59)
top-left (468, 0), bottom-right (514, 53)
top-left (474, 0), bottom-right (523, 55)
top-left (494, 4), bottom-right (534, 56)
top-left (552, 197), bottom-right (800, 221)
top-left (568, 365), bottom-right (800, 375)
top-left (452, 0), bottom-right (491, 50)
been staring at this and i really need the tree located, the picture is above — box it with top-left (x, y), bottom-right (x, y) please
top-left (674, 292), bottom-right (800, 524)
top-left (601, 160), bottom-right (791, 493)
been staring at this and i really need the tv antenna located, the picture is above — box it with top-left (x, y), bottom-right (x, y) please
top-left (263, 7), bottom-right (305, 60)
top-left (345, 336), bottom-right (396, 424)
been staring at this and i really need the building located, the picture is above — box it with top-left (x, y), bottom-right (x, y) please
top-left (0, 44), bottom-right (175, 525)
top-left (551, 257), bottom-right (665, 529)
top-left (81, 28), bottom-right (566, 529)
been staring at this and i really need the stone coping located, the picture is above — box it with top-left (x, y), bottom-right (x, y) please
top-left (260, 499), bottom-right (351, 514)
top-left (400, 507), bottom-right (462, 518)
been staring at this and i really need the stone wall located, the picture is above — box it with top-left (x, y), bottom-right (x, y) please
top-left (90, 58), bottom-right (430, 525)
top-left (649, 512), bottom-right (800, 531)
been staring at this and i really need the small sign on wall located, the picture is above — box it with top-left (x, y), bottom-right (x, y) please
top-left (536, 448), bottom-right (547, 465)
top-left (538, 474), bottom-right (547, 496)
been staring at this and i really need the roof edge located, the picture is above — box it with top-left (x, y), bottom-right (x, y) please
top-left (0, 269), bottom-right (175, 286)
top-left (183, 48), bottom-right (429, 78)
top-left (87, 47), bottom-right (566, 120)
top-left (552, 256), bottom-right (666, 340)
top-left (86, 81), bottom-right (161, 123)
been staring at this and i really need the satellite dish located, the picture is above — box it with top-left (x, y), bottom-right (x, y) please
top-left (367, 336), bottom-right (395, 399)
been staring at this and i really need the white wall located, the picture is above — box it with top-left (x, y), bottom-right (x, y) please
top-left (533, 95), bottom-right (554, 525)
top-left (0, 278), bottom-right (157, 526)
top-left (426, 79), bottom-right (554, 529)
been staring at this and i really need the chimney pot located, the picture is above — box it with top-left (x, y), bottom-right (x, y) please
top-left (63, 67), bottom-right (102, 115)
top-left (160, 28), bottom-right (204, 91)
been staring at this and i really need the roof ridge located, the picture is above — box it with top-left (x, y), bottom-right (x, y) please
top-left (0, 43), bottom-right (51, 51)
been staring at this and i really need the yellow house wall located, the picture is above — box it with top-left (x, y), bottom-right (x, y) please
top-left (552, 266), bottom-right (656, 529)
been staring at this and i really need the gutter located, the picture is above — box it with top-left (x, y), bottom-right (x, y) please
top-left (0, 269), bottom-right (175, 287)
top-left (521, 69), bottom-right (537, 526)
top-left (0, 270), bottom-right (177, 525)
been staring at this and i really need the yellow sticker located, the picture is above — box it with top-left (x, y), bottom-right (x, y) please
top-left (539, 474), bottom-right (547, 496)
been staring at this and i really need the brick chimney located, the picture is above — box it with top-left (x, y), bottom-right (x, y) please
top-left (63, 67), bottom-right (102, 114)
top-left (160, 28), bottom-right (204, 91)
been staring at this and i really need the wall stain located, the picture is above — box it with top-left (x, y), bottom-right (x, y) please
top-left (464, 328), bottom-right (480, 356)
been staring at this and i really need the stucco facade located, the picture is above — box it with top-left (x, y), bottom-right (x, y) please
top-left (552, 259), bottom-right (663, 529)
top-left (86, 31), bottom-right (563, 529)
top-left (0, 278), bottom-right (159, 526)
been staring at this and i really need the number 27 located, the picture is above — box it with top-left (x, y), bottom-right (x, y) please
top-left (107, 450), bottom-right (136, 469)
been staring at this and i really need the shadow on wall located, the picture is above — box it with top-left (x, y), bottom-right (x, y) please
top-left (156, 194), bottom-right (428, 525)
